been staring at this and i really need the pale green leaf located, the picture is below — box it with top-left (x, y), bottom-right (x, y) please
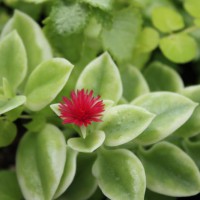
top-left (2, 78), bottom-right (14, 98)
top-left (76, 52), bottom-right (122, 103)
top-left (175, 85), bottom-right (200, 137)
top-left (183, 139), bottom-right (200, 169)
top-left (92, 148), bottom-right (146, 200)
top-left (0, 170), bottom-right (23, 200)
top-left (144, 62), bottom-right (184, 92)
top-left (1, 10), bottom-right (52, 75)
top-left (0, 121), bottom-right (16, 147)
top-left (0, 31), bottom-right (27, 90)
top-left (79, 0), bottom-right (113, 10)
top-left (152, 6), bottom-right (184, 33)
top-left (68, 131), bottom-right (105, 153)
top-left (137, 27), bottom-right (160, 52)
top-left (25, 58), bottom-right (74, 111)
top-left (0, 95), bottom-right (26, 115)
top-left (54, 146), bottom-right (78, 198)
top-left (145, 189), bottom-right (176, 200)
top-left (138, 142), bottom-right (200, 197)
top-left (120, 65), bottom-right (149, 102)
top-left (184, 0), bottom-right (200, 18)
top-left (59, 154), bottom-right (97, 200)
top-left (101, 7), bottom-right (142, 61)
top-left (132, 92), bottom-right (197, 145)
top-left (99, 105), bottom-right (155, 146)
top-left (159, 34), bottom-right (197, 63)
top-left (16, 124), bottom-right (66, 200)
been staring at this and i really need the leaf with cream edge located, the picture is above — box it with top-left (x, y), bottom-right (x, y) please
top-left (68, 130), bottom-right (105, 153)
top-left (16, 124), bottom-right (66, 200)
top-left (25, 58), bottom-right (74, 111)
top-left (175, 85), bottom-right (200, 137)
top-left (0, 31), bottom-right (27, 90)
top-left (138, 142), bottom-right (200, 197)
top-left (98, 105), bottom-right (155, 146)
top-left (59, 154), bottom-right (97, 200)
top-left (54, 146), bottom-right (78, 199)
top-left (92, 148), bottom-right (146, 200)
top-left (144, 62), bottom-right (184, 92)
top-left (0, 95), bottom-right (26, 115)
top-left (1, 10), bottom-right (52, 76)
top-left (76, 52), bottom-right (122, 103)
top-left (132, 92), bottom-right (197, 145)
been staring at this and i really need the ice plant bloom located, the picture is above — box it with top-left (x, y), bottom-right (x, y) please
top-left (59, 89), bottom-right (105, 127)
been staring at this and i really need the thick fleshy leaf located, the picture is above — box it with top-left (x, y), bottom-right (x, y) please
top-left (0, 95), bottom-right (26, 115)
top-left (76, 52), bottom-right (122, 103)
top-left (16, 124), bottom-right (66, 200)
top-left (59, 154), bottom-right (97, 200)
top-left (0, 31), bottom-right (27, 90)
top-left (145, 189), bottom-right (176, 200)
top-left (0, 170), bottom-right (23, 200)
top-left (54, 146), bottom-right (78, 198)
top-left (159, 34), bottom-right (197, 63)
top-left (144, 62), bottom-right (184, 92)
top-left (152, 7), bottom-right (184, 33)
top-left (137, 27), bottom-right (160, 53)
top-left (138, 142), bottom-right (200, 197)
top-left (68, 131), bottom-right (105, 153)
top-left (98, 105), bottom-right (155, 146)
top-left (92, 148), bottom-right (146, 200)
top-left (175, 85), bottom-right (200, 137)
top-left (101, 7), bottom-right (142, 61)
top-left (132, 92), bottom-right (197, 145)
top-left (120, 65), bottom-right (149, 102)
top-left (80, 0), bottom-right (113, 10)
top-left (2, 78), bottom-right (15, 98)
top-left (183, 139), bottom-right (200, 169)
top-left (184, 0), bottom-right (200, 18)
top-left (25, 58), bottom-right (73, 111)
top-left (1, 10), bottom-right (52, 75)
top-left (0, 121), bottom-right (16, 147)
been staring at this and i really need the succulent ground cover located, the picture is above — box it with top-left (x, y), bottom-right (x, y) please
top-left (0, 0), bottom-right (200, 200)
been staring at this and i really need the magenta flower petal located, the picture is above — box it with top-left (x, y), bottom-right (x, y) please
top-left (59, 89), bottom-right (105, 127)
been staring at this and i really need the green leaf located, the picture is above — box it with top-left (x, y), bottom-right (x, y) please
top-left (0, 95), bottom-right (26, 115)
top-left (93, 148), bottom-right (146, 200)
top-left (183, 139), bottom-right (200, 169)
top-left (16, 124), bottom-right (66, 200)
top-left (68, 131), bottom-right (105, 153)
top-left (5, 105), bottom-right (23, 122)
top-left (2, 78), bottom-right (15, 98)
top-left (159, 34), bottom-right (197, 63)
top-left (137, 27), bottom-right (160, 53)
top-left (0, 31), bottom-right (27, 90)
top-left (138, 142), bottom-right (200, 197)
top-left (50, 103), bottom-right (60, 116)
top-left (25, 58), bottom-right (74, 111)
top-left (101, 7), bottom-right (142, 61)
top-left (1, 10), bottom-right (52, 76)
top-left (59, 154), bottom-right (97, 200)
top-left (98, 105), bottom-right (155, 146)
top-left (144, 62), bottom-right (184, 92)
top-left (0, 170), bottom-right (23, 200)
top-left (44, 2), bottom-right (89, 36)
top-left (132, 92), bottom-right (197, 145)
top-left (120, 65), bottom-right (149, 102)
top-left (175, 85), bottom-right (200, 137)
top-left (54, 146), bottom-right (78, 198)
top-left (79, 0), bottom-right (113, 10)
top-left (152, 6), bottom-right (184, 33)
top-left (184, 0), bottom-right (200, 18)
top-left (76, 52), bottom-right (122, 103)
top-left (145, 189), bottom-right (176, 200)
top-left (0, 121), bottom-right (16, 147)
top-left (21, 0), bottom-right (48, 3)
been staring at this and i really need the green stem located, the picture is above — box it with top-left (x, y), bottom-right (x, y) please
top-left (80, 126), bottom-right (87, 139)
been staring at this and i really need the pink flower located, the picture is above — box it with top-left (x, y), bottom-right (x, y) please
top-left (59, 89), bottom-right (105, 127)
